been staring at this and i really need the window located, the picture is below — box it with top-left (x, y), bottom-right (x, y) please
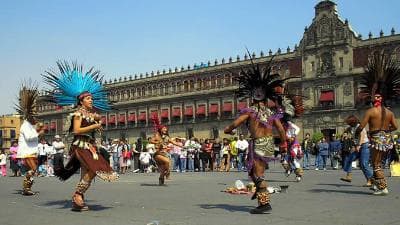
top-left (217, 76), bottom-right (222, 87)
top-left (319, 90), bottom-right (335, 107)
top-left (141, 87), bottom-right (146, 97)
top-left (339, 57), bottom-right (344, 69)
top-left (177, 82), bottom-right (182, 93)
top-left (165, 84), bottom-right (169, 95)
top-left (210, 77), bottom-right (216, 88)
top-left (184, 81), bottom-right (189, 92)
top-left (158, 85), bottom-right (163, 96)
top-left (311, 61), bottom-right (315, 72)
top-left (224, 75), bottom-right (231, 86)
top-left (189, 80), bottom-right (195, 90)
top-left (10, 129), bottom-right (16, 139)
top-left (10, 120), bottom-right (14, 124)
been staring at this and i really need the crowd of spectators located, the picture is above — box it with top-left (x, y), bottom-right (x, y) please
top-left (1, 130), bottom-right (399, 178)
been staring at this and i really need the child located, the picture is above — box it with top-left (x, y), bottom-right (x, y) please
top-left (139, 149), bottom-right (151, 173)
top-left (282, 121), bottom-right (304, 182)
top-left (0, 150), bottom-right (7, 176)
top-left (219, 138), bottom-right (231, 172)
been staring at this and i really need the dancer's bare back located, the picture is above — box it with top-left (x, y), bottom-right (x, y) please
top-left (360, 107), bottom-right (398, 132)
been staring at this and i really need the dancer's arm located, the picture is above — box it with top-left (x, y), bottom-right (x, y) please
top-left (389, 112), bottom-right (398, 131)
top-left (273, 119), bottom-right (288, 153)
top-left (224, 114), bottom-right (249, 135)
top-left (73, 115), bottom-right (102, 134)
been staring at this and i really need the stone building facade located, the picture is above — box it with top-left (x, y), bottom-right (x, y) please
top-left (37, 1), bottom-right (400, 142)
top-left (0, 114), bottom-right (22, 150)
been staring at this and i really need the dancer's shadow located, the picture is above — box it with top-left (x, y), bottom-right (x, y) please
top-left (41, 199), bottom-right (112, 211)
top-left (315, 183), bottom-right (353, 187)
top-left (140, 183), bottom-right (170, 187)
top-left (308, 188), bottom-right (371, 195)
top-left (267, 179), bottom-right (297, 183)
top-left (198, 204), bottom-right (252, 213)
top-left (12, 189), bottom-right (40, 195)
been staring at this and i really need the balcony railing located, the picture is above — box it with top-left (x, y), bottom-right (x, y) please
top-left (311, 104), bottom-right (343, 111)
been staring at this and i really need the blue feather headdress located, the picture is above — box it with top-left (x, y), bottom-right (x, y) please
top-left (42, 61), bottom-right (111, 111)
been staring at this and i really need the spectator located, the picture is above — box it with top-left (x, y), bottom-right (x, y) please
top-left (200, 139), bottom-right (213, 172)
top-left (180, 138), bottom-right (187, 172)
top-left (317, 137), bottom-right (329, 170)
top-left (341, 131), bottom-right (353, 169)
top-left (145, 137), bottom-right (156, 170)
top-left (99, 140), bottom-right (112, 167)
top-left (133, 138), bottom-right (142, 171)
top-left (111, 139), bottom-right (119, 171)
top-left (52, 135), bottom-right (65, 171)
top-left (46, 141), bottom-right (56, 177)
top-left (193, 138), bottom-right (201, 172)
top-left (230, 137), bottom-right (238, 170)
top-left (329, 134), bottom-right (342, 169)
top-left (139, 148), bottom-right (152, 173)
top-left (184, 137), bottom-right (198, 172)
top-left (211, 139), bottom-right (222, 171)
top-left (118, 140), bottom-right (129, 174)
top-left (236, 134), bottom-right (249, 172)
top-left (219, 138), bottom-right (231, 172)
top-left (301, 133), bottom-right (312, 170)
top-left (9, 140), bottom-right (20, 177)
top-left (0, 149), bottom-right (7, 177)
top-left (37, 138), bottom-right (49, 176)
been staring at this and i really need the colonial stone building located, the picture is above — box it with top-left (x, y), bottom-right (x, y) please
top-left (0, 114), bottom-right (22, 150)
top-left (37, 0), bottom-right (400, 142)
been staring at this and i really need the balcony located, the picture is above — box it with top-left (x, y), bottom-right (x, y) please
top-left (311, 104), bottom-right (343, 111)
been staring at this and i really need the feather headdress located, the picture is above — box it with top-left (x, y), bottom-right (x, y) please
top-left (42, 61), bottom-right (111, 111)
top-left (151, 113), bottom-right (166, 133)
top-left (235, 52), bottom-right (296, 103)
top-left (15, 82), bottom-right (39, 121)
top-left (359, 50), bottom-right (400, 105)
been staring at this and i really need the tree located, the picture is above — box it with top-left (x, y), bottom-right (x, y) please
top-left (312, 132), bottom-right (324, 143)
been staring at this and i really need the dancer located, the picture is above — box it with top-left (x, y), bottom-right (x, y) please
top-left (15, 84), bottom-right (45, 195)
top-left (224, 57), bottom-right (289, 214)
top-left (43, 61), bottom-right (118, 211)
top-left (356, 51), bottom-right (399, 195)
top-left (340, 115), bottom-right (373, 187)
top-left (150, 115), bottom-right (181, 185)
top-left (281, 121), bottom-right (304, 181)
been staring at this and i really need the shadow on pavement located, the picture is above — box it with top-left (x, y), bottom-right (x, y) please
top-left (41, 199), bottom-right (113, 211)
top-left (197, 204), bottom-right (252, 213)
top-left (267, 179), bottom-right (297, 183)
top-left (315, 183), bottom-right (353, 187)
top-left (140, 183), bottom-right (169, 187)
top-left (12, 189), bottom-right (40, 195)
top-left (308, 188), bottom-right (371, 195)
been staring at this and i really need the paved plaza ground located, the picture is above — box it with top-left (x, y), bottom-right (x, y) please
top-left (0, 163), bottom-right (399, 225)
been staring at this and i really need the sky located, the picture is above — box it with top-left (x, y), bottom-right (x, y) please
top-left (0, 0), bottom-right (399, 115)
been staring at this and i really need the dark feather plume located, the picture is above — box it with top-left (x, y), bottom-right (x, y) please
top-left (359, 50), bottom-right (400, 104)
top-left (15, 82), bottom-right (39, 120)
top-left (235, 50), bottom-right (299, 102)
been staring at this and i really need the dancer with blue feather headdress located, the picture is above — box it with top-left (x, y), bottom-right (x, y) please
top-left (43, 61), bottom-right (118, 212)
